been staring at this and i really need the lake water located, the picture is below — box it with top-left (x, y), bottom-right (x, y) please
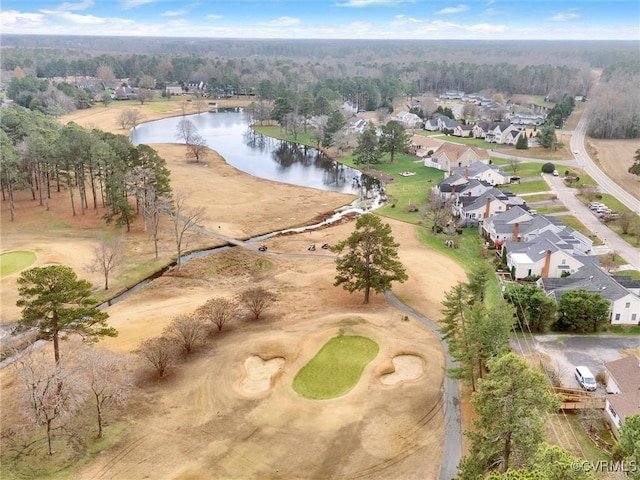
top-left (129, 109), bottom-right (362, 194)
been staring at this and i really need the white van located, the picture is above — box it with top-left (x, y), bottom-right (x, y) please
top-left (575, 366), bottom-right (597, 391)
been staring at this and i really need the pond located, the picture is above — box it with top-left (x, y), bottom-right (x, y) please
top-left (130, 109), bottom-right (363, 194)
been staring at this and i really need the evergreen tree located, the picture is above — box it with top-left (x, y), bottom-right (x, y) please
top-left (322, 109), bottom-right (345, 147)
top-left (353, 123), bottom-right (381, 168)
top-left (555, 289), bottom-right (610, 333)
top-left (380, 120), bottom-right (410, 163)
top-left (515, 132), bottom-right (528, 149)
top-left (330, 214), bottom-right (407, 304)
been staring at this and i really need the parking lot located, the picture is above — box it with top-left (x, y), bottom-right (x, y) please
top-left (511, 334), bottom-right (640, 391)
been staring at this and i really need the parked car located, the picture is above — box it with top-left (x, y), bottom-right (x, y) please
top-left (575, 366), bottom-right (597, 391)
top-left (588, 202), bottom-right (604, 210)
top-left (553, 170), bottom-right (559, 176)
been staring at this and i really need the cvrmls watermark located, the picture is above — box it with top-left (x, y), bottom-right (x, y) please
top-left (571, 460), bottom-right (638, 473)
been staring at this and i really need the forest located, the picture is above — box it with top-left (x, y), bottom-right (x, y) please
top-left (1, 36), bottom-right (638, 140)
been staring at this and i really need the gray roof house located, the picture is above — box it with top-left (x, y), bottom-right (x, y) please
top-left (451, 161), bottom-right (511, 186)
top-left (539, 264), bottom-right (640, 325)
top-left (604, 356), bottom-right (640, 438)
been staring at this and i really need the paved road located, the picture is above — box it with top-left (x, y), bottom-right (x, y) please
top-left (384, 292), bottom-right (461, 480)
top-left (543, 173), bottom-right (640, 270)
top-left (570, 110), bottom-right (639, 214)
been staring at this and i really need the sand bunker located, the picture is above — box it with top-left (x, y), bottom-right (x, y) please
top-left (241, 355), bottom-right (285, 394)
top-left (380, 355), bottom-right (424, 385)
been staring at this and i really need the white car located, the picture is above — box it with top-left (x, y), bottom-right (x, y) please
top-left (553, 170), bottom-right (559, 176)
top-left (573, 149), bottom-right (579, 154)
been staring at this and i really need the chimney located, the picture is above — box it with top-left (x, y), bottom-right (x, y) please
top-left (513, 222), bottom-right (520, 242)
top-left (484, 197), bottom-right (491, 218)
top-left (464, 167), bottom-right (469, 179)
top-left (451, 184), bottom-right (456, 199)
top-left (541, 250), bottom-right (552, 278)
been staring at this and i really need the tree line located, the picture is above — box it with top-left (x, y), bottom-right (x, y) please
top-left (0, 106), bottom-right (171, 231)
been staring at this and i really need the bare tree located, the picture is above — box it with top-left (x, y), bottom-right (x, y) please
top-left (80, 347), bottom-right (130, 439)
top-left (425, 190), bottom-right (453, 232)
top-left (236, 287), bottom-right (277, 321)
top-left (149, 193), bottom-right (172, 260)
top-left (462, 103), bottom-right (479, 122)
top-left (136, 88), bottom-right (155, 105)
top-left (175, 118), bottom-right (197, 145)
top-left (135, 336), bottom-right (178, 378)
top-left (15, 350), bottom-right (86, 455)
top-left (169, 192), bottom-right (206, 270)
top-left (118, 109), bottom-right (141, 130)
top-left (192, 91), bottom-right (207, 114)
top-left (509, 157), bottom-right (520, 175)
top-left (88, 234), bottom-right (124, 290)
top-left (164, 313), bottom-right (207, 354)
top-left (578, 184), bottom-right (599, 202)
top-left (96, 65), bottom-right (116, 84)
top-left (195, 297), bottom-right (238, 332)
top-left (617, 212), bottom-right (637, 235)
top-left (376, 107), bottom-right (390, 123)
top-left (186, 134), bottom-right (209, 163)
top-left (137, 75), bottom-right (155, 90)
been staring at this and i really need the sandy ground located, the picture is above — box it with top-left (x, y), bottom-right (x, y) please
top-left (1, 100), bottom-right (466, 479)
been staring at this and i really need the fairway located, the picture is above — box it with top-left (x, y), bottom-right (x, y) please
top-left (0, 251), bottom-right (36, 278)
top-left (292, 335), bottom-right (379, 399)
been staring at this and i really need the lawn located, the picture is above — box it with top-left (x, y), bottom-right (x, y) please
top-left (506, 180), bottom-right (550, 195)
top-left (520, 193), bottom-right (558, 203)
top-left (491, 158), bottom-right (546, 178)
top-left (554, 215), bottom-right (599, 242)
top-left (252, 125), bottom-right (318, 149)
top-left (533, 205), bottom-right (569, 215)
top-left (0, 250), bottom-right (37, 278)
top-left (292, 335), bottom-right (379, 399)
top-left (577, 193), bottom-right (640, 246)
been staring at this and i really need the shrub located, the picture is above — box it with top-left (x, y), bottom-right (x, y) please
top-left (541, 162), bottom-right (555, 174)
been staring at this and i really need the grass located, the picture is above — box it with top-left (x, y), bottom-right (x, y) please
top-left (614, 270), bottom-right (640, 280)
top-left (491, 158), bottom-right (546, 178)
top-left (534, 205), bottom-right (569, 215)
top-left (1, 421), bottom-right (128, 480)
top-left (546, 413), bottom-right (612, 464)
top-left (505, 180), bottom-right (550, 195)
top-left (605, 324), bottom-right (640, 335)
top-left (0, 250), bottom-right (37, 278)
top-left (252, 125), bottom-right (318, 148)
top-left (292, 334), bottom-right (379, 399)
top-left (554, 215), bottom-right (593, 237)
top-left (521, 193), bottom-right (558, 203)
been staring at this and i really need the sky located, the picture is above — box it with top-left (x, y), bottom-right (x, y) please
top-left (1, 0), bottom-right (639, 40)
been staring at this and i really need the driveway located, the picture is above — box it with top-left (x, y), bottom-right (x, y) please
top-left (511, 334), bottom-right (640, 390)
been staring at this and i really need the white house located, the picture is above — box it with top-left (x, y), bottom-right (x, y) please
top-left (347, 117), bottom-right (367, 134)
top-left (604, 356), bottom-right (640, 438)
top-left (394, 111), bottom-right (423, 129)
top-left (453, 124), bottom-right (474, 137)
top-left (450, 161), bottom-right (511, 186)
top-left (342, 101), bottom-right (358, 114)
top-left (539, 264), bottom-right (640, 325)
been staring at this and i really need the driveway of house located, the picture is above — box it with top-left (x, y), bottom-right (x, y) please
top-left (512, 334), bottom-right (640, 391)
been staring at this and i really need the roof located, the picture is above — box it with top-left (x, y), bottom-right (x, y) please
top-left (433, 143), bottom-right (490, 162)
top-left (605, 356), bottom-right (640, 421)
top-left (540, 264), bottom-right (631, 303)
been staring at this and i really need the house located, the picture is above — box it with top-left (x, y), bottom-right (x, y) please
top-left (502, 233), bottom-right (598, 279)
top-left (453, 124), bottom-right (474, 137)
top-left (439, 90), bottom-right (465, 100)
top-left (114, 85), bottom-right (136, 100)
top-left (539, 264), bottom-right (640, 325)
top-left (457, 190), bottom-right (509, 223)
top-left (509, 110), bottom-right (546, 126)
top-left (394, 111), bottom-right (423, 129)
top-left (450, 161), bottom-right (511, 186)
top-left (425, 143), bottom-right (489, 171)
top-left (165, 84), bottom-right (183, 96)
top-left (485, 123), bottom-right (522, 144)
top-left (342, 101), bottom-right (358, 114)
top-left (409, 134), bottom-right (442, 158)
top-left (186, 80), bottom-right (207, 91)
top-left (603, 356), bottom-right (640, 438)
top-left (424, 114), bottom-right (459, 132)
top-left (347, 117), bottom-right (367, 134)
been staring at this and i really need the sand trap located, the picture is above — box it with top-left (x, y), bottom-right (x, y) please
top-left (241, 355), bottom-right (285, 394)
top-left (381, 354), bottom-right (424, 385)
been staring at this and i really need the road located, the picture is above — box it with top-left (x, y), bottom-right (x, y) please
top-left (544, 173), bottom-right (640, 270)
top-left (384, 292), bottom-right (462, 480)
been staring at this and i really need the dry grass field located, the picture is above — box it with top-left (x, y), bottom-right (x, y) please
top-left (0, 100), bottom-right (466, 479)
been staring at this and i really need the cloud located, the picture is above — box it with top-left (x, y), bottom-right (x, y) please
top-left (436, 4), bottom-right (469, 15)
top-left (259, 16), bottom-right (300, 27)
top-left (39, 9), bottom-right (108, 24)
top-left (467, 22), bottom-right (507, 33)
top-left (205, 14), bottom-right (222, 20)
top-left (336, 0), bottom-right (414, 7)
top-left (162, 9), bottom-right (188, 17)
top-left (392, 14), bottom-right (422, 26)
top-left (56, 0), bottom-right (94, 11)
top-left (550, 12), bottom-right (579, 22)
top-left (120, 0), bottom-right (156, 10)
top-left (0, 10), bottom-right (45, 25)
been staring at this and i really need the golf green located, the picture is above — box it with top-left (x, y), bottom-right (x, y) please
top-left (0, 251), bottom-right (37, 278)
top-left (292, 335), bottom-right (379, 400)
